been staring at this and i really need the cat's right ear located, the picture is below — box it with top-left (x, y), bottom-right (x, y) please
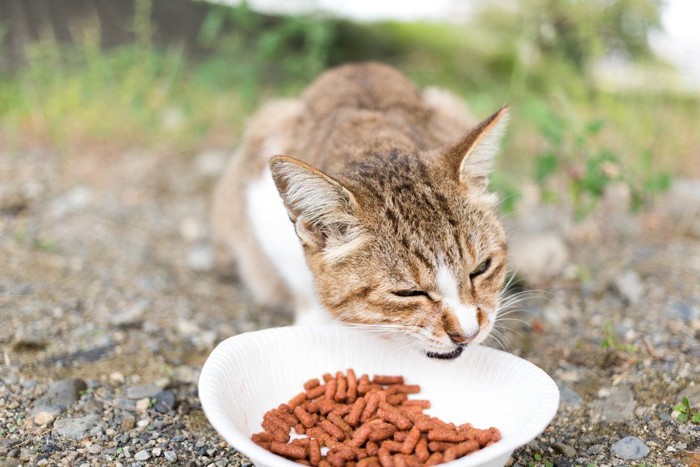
top-left (269, 156), bottom-right (368, 258)
top-left (444, 106), bottom-right (509, 197)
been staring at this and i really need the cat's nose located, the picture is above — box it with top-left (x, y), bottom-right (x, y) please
top-left (448, 331), bottom-right (476, 345)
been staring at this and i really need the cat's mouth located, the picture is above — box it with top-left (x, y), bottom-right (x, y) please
top-left (425, 345), bottom-right (464, 360)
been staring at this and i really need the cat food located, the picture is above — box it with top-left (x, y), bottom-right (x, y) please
top-left (251, 370), bottom-right (501, 466)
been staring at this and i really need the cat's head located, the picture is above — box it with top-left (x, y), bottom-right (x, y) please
top-left (271, 108), bottom-right (509, 359)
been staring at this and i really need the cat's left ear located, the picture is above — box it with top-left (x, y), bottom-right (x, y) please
top-left (445, 106), bottom-right (509, 194)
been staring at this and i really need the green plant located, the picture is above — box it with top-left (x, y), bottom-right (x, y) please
top-left (528, 453), bottom-right (553, 467)
top-left (673, 397), bottom-right (700, 424)
top-left (600, 322), bottom-right (638, 352)
top-left (530, 101), bottom-right (670, 219)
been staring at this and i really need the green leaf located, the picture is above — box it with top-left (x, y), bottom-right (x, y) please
top-left (584, 119), bottom-right (604, 135)
top-left (535, 152), bottom-right (559, 182)
top-left (678, 413), bottom-right (688, 423)
top-left (534, 453), bottom-right (542, 461)
top-left (692, 413), bottom-right (700, 424)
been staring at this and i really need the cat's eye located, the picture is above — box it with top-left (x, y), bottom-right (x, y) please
top-left (470, 258), bottom-right (492, 279)
top-left (392, 290), bottom-right (430, 298)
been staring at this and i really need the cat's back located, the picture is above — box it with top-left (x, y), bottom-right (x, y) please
top-left (301, 62), bottom-right (428, 121)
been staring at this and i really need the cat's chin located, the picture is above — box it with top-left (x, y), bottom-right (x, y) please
top-left (425, 345), bottom-right (464, 360)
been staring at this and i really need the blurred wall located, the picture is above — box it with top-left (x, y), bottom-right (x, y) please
top-left (0, 0), bottom-right (220, 71)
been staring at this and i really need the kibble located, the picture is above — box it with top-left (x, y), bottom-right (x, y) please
top-left (251, 370), bottom-right (501, 465)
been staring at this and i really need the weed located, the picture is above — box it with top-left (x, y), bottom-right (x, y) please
top-left (600, 322), bottom-right (638, 353)
top-left (673, 397), bottom-right (700, 424)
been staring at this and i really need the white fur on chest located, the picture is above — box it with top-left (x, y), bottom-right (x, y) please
top-left (246, 168), bottom-right (327, 323)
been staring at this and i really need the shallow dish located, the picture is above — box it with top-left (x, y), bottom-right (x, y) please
top-left (199, 325), bottom-right (559, 467)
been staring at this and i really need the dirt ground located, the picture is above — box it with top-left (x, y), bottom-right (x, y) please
top-left (0, 147), bottom-right (698, 466)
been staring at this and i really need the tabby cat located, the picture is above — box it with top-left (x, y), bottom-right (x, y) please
top-left (212, 63), bottom-right (509, 359)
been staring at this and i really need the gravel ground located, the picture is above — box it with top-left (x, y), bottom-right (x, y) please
top-left (0, 148), bottom-right (698, 466)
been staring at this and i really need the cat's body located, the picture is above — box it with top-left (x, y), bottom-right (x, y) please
top-left (212, 63), bottom-right (509, 359)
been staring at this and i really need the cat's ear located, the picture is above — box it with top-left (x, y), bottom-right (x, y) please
top-left (445, 106), bottom-right (509, 194)
top-left (270, 156), bottom-right (367, 259)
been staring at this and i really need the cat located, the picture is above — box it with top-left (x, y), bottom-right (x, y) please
top-left (211, 63), bottom-right (509, 359)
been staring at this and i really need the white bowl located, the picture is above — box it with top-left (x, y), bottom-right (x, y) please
top-left (199, 325), bottom-right (559, 467)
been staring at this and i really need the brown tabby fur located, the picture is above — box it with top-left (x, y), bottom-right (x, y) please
top-left (212, 63), bottom-right (509, 356)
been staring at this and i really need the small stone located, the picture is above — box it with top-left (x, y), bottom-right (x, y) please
top-left (153, 390), bottom-right (176, 414)
top-left (34, 411), bottom-right (56, 426)
top-left (610, 436), bottom-right (650, 460)
top-left (32, 378), bottom-right (87, 415)
top-left (187, 244), bottom-right (214, 271)
top-left (137, 419), bottom-right (150, 428)
top-left (552, 442), bottom-right (577, 458)
top-left (83, 399), bottom-right (103, 414)
top-left (556, 381), bottom-right (582, 408)
top-left (587, 444), bottom-right (604, 455)
top-left (195, 150), bottom-right (228, 178)
top-left (88, 444), bottom-right (102, 454)
top-left (11, 328), bottom-right (48, 350)
top-left (121, 414), bottom-right (136, 431)
top-left (152, 447), bottom-right (162, 457)
top-left (508, 232), bottom-right (569, 285)
top-left (109, 301), bottom-right (148, 328)
top-left (666, 301), bottom-right (698, 321)
top-left (136, 397), bottom-right (151, 412)
top-left (611, 270), bottom-right (643, 305)
top-left (134, 449), bottom-right (151, 461)
top-left (164, 450), bottom-right (177, 463)
top-left (53, 414), bottom-right (101, 440)
top-left (126, 383), bottom-right (161, 399)
top-left (589, 385), bottom-right (635, 423)
top-left (8, 447), bottom-right (20, 458)
top-left (50, 185), bottom-right (94, 218)
top-left (110, 371), bottom-right (125, 383)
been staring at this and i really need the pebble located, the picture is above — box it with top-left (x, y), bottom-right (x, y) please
top-left (153, 447), bottom-right (162, 457)
top-left (11, 328), bottom-right (48, 350)
top-left (187, 243), bottom-right (215, 271)
top-left (121, 414), bottom-right (136, 431)
top-left (552, 442), bottom-right (577, 458)
top-left (136, 397), bottom-right (151, 412)
top-left (33, 378), bottom-right (87, 415)
top-left (666, 301), bottom-right (698, 321)
top-left (109, 301), bottom-right (148, 328)
top-left (33, 411), bottom-right (56, 426)
top-left (556, 381), bottom-right (582, 408)
top-left (508, 232), bottom-right (569, 285)
top-left (164, 450), bottom-right (178, 463)
top-left (589, 385), bottom-right (635, 423)
top-left (134, 449), bottom-right (151, 461)
top-left (50, 185), bottom-right (93, 218)
top-left (611, 269), bottom-right (644, 305)
top-left (153, 390), bottom-right (176, 413)
top-left (610, 436), bottom-right (650, 459)
top-left (126, 383), bottom-right (161, 399)
top-left (53, 414), bottom-right (101, 440)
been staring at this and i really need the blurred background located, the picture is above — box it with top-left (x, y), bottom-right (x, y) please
top-left (2, 2), bottom-right (700, 465)
top-left (1, 0), bottom-right (698, 214)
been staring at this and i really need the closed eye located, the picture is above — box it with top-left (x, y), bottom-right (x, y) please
top-left (392, 290), bottom-right (430, 298)
top-left (469, 257), bottom-right (492, 279)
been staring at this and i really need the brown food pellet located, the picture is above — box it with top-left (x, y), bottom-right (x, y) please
top-left (289, 392), bottom-right (307, 410)
top-left (401, 426), bottom-right (421, 455)
top-left (252, 370), bottom-right (500, 465)
top-left (308, 438), bottom-right (321, 466)
top-left (270, 441), bottom-right (307, 459)
top-left (347, 369), bottom-right (358, 402)
top-left (335, 371), bottom-right (348, 401)
top-left (373, 375), bottom-right (404, 385)
top-left (304, 378), bottom-right (321, 390)
top-left (307, 385), bottom-right (327, 400)
top-left (415, 438), bottom-right (429, 462)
